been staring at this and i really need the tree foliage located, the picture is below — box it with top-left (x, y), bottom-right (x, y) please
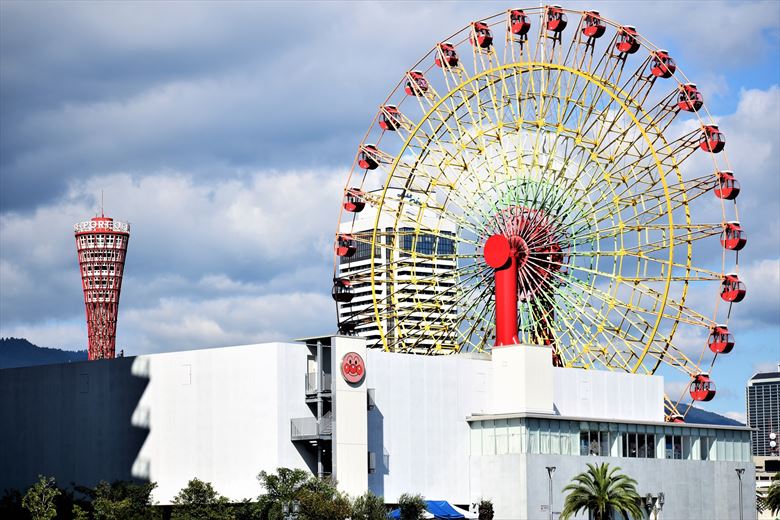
top-left (171, 478), bottom-right (232, 520)
top-left (257, 468), bottom-right (311, 520)
top-left (477, 499), bottom-right (494, 520)
top-left (398, 493), bottom-right (426, 520)
top-left (256, 468), bottom-right (353, 520)
top-left (91, 480), bottom-right (159, 520)
top-left (351, 491), bottom-right (387, 520)
top-left (22, 475), bottom-right (61, 520)
top-left (767, 475), bottom-right (780, 516)
top-left (560, 463), bottom-right (642, 520)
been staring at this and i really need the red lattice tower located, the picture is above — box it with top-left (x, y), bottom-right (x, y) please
top-left (74, 215), bottom-right (130, 360)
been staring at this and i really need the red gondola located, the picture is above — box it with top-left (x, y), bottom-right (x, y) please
top-left (509, 9), bottom-right (531, 36)
top-left (546, 5), bottom-right (567, 32)
top-left (379, 105), bottom-right (401, 131)
top-left (616, 26), bottom-right (640, 54)
top-left (699, 125), bottom-right (725, 153)
top-left (582, 11), bottom-right (605, 38)
top-left (651, 50), bottom-right (676, 78)
top-left (343, 188), bottom-right (365, 213)
top-left (678, 83), bottom-right (703, 112)
top-left (471, 22), bottom-right (493, 48)
top-left (714, 171), bottom-right (740, 200)
top-left (405, 70), bottom-right (429, 96)
top-left (335, 234), bottom-right (357, 257)
top-left (332, 278), bottom-right (355, 303)
top-left (358, 144), bottom-right (380, 170)
top-left (435, 42), bottom-right (459, 67)
top-left (720, 273), bottom-right (746, 303)
top-left (721, 222), bottom-right (746, 251)
top-left (689, 373), bottom-right (716, 401)
top-left (708, 325), bottom-right (734, 354)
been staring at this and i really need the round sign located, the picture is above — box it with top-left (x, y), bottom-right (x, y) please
top-left (341, 352), bottom-right (365, 384)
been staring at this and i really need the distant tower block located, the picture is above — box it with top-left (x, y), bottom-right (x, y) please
top-left (74, 216), bottom-right (130, 360)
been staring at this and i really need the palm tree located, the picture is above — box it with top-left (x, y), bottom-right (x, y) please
top-left (767, 476), bottom-right (780, 516)
top-left (560, 463), bottom-right (643, 520)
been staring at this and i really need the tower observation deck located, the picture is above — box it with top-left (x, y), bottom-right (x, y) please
top-left (74, 216), bottom-right (130, 360)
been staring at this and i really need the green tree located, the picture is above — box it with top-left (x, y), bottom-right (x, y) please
top-left (256, 468), bottom-right (313, 520)
top-left (477, 499), bottom-right (494, 520)
top-left (560, 463), bottom-right (642, 520)
top-left (72, 504), bottom-right (90, 520)
top-left (297, 478), bottom-right (350, 520)
top-left (22, 475), bottom-right (61, 520)
top-left (398, 493), bottom-right (426, 520)
top-left (171, 478), bottom-right (232, 520)
top-left (767, 475), bottom-right (780, 516)
top-left (351, 491), bottom-right (387, 520)
top-left (91, 480), bottom-right (158, 520)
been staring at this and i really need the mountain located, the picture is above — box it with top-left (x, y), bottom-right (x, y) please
top-left (680, 403), bottom-right (744, 426)
top-left (0, 337), bottom-right (87, 369)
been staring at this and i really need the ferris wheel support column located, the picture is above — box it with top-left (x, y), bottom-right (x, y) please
top-left (485, 235), bottom-right (520, 346)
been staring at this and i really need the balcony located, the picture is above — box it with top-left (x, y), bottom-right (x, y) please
top-left (290, 413), bottom-right (332, 441)
top-left (304, 372), bottom-right (332, 396)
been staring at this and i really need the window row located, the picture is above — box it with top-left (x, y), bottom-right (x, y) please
top-left (470, 418), bottom-right (751, 462)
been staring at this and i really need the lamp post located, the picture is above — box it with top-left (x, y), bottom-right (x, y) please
top-left (545, 466), bottom-right (556, 520)
top-left (735, 468), bottom-right (745, 520)
top-left (282, 500), bottom-right (300, 520)
top-left (643, 492), bottom-right (665, 520)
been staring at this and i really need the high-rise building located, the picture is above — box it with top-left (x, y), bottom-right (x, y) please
top-left (746, 367), bottom-right (780, 456)
top-left (336, 208), bottom-right (458, 354)
top-left (74, 215), bottom-right (130, 360)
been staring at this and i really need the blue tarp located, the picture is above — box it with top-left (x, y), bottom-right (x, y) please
top-left (388, 500), bottom-right (465, 519)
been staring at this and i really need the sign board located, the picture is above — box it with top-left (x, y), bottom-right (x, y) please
top-left (341, 352), bottom-right (365, 384)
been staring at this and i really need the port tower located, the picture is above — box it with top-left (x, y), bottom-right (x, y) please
top-left (74, 215), bottom-right (130, 360)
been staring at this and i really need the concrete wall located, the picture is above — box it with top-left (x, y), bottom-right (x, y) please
top-left (553, 367), bottom-right (664, 423)
top-left (0, 343), bottom-right (312, 504)
top-left (365, 350), bottom-right (490, 503)
top-left (471, 453), bottom-right (756, 519)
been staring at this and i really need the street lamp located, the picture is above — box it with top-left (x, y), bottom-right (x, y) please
top-left (735, 468), bottom-right (745, 520)
top-left (545, 466), bottom-right (556, 520)
top-left (643, 492), bottom-right (665, 520)
top-left (282, 500), bottom-right (300, 520)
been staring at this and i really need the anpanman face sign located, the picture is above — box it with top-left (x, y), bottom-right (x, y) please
top-left (341, 352), bottom-right (365, 384)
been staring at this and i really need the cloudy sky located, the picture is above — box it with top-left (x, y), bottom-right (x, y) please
top-left (1, 1), bottom-right (778, 421)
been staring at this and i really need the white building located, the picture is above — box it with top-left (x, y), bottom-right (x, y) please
top-left (0, 336), bottom-right (755, 519)
top-left (337, 205), bottom-right (459, 354)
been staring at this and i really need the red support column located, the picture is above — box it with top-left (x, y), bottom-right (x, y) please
top-left (484, 234), bottom-right (519, 347)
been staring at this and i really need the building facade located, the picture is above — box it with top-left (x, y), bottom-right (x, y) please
top-left (747, 369), bottom-right (780, 457)
top-left (0, 337), bottom-right (755, 519)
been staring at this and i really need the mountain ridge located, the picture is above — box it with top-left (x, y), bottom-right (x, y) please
top-left (0, 337), bottom-right (87, 369)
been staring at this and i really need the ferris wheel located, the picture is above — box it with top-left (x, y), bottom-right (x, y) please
top-left (332, 6), bottom-right (744, 420)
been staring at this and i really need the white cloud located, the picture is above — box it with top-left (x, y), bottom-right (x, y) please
top-left (724, 411), bottom-right (746, 424)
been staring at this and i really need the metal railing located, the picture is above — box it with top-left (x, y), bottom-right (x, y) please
top-left (290, 413), bottom-right (332, 440)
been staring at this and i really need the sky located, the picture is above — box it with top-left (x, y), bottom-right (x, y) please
top-left (1, 1), bottom-right (778, 422)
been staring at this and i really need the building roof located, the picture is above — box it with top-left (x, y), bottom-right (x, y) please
top-left (750, 371), bottom-right (780, 381)
top-left (466, 411), bottom-right (753, 431)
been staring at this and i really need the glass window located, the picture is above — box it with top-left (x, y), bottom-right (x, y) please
top-left (600, 431), bottom-right (610, 457)
top-left (540, 420), bottom-right (551, 454)
top-left (483, 421), bottom-right (496, 456)
top-left (646, 434), bottom-right (656, 458)
top-left (470, 423), bottom-right (482, 455)
top-left (508, 419), bottom-right (522, 454)
top-left (528, 420), bottom-right (540, 454)
top-left (700, 436), bottom-right (710, 461)
top-left (580, 432), bottom-right (589, 456)
top-left (495, 419), bottom-right (508, 455)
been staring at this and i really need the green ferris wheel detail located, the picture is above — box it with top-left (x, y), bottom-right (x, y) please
top-left (332, 7), bottom-right (744, 420)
